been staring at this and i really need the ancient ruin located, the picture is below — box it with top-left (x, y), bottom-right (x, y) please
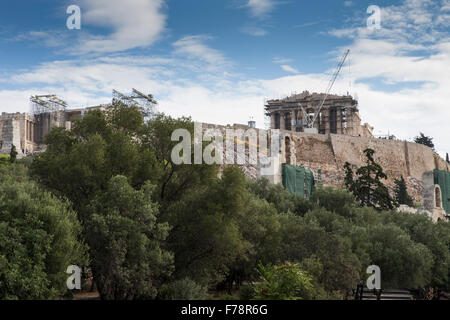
top-left (265, 91), bottom-right (373, 137)
top-left (0, 95), bottom-right (104, 156)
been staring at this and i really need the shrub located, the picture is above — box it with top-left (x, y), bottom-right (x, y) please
top-left (252, 263), bottom-right (314, 300)
top-left (0, 154), bottom-right (9, 166)
top-left (160, 278), bottom-right (207, 300)
top-left (239, 284), bottom-right (255, 300)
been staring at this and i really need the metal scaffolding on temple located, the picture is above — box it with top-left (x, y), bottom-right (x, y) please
top-left (30, 95), bottom-right (68, 115)
top-left (112, 88), bottom-right (158, 119)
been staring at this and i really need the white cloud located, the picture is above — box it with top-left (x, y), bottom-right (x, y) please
top-left (247, 0), bottom-right (275, 18)
top-left (344, 1), bottom-right (353, 7)
top-left (240, 26), bottom-right (268, 36)
top-left (172, 35), bottom-right (229, 70)
top-left (8, 0), bottom-right (166, 54)
top-left (272, 57), bottom-right (292, 64)
top-left (294, 21), bottom-right (322, 28)
top-left (12, 31), bottom-right (70, 47)
top-left (330, 0), bottom-right (449, 44)
top-left (442, 0), bottom-right (450, 11)
top-left (74, 0), bottom-right (166, 54)
top-left (280, 65), bottom-right (299, 74)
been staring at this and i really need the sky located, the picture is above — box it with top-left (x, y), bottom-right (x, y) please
top-left (0, 0), bottom-right (449, 156)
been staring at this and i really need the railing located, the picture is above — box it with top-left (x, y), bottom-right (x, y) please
top-left (353, 285), bottom-right (413, 300)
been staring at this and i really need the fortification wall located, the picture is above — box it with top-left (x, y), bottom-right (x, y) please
top-left (198, 124), bottom-right (448, 207)
top-left (285, 131), bottom-right (448, 205)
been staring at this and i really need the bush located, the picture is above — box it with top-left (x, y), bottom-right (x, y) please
top-left (160, 278), bottom-right (207, 300)
top-left (239, 284), bottom-right (255, 300)
top-left (252, 263), bottom-right (314, 300)
top-left (0, 154), bottom-right (10, 166)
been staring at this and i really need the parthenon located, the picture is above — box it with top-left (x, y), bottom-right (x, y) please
top-left (265, 90), bottom-right (373, 137)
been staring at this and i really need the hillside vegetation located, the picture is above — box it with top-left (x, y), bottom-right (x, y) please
top-left (1, 101), bottom-right (448, 300)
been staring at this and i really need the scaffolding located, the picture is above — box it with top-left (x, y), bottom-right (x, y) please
top-left (30, 95), bottom-right (68, 115)
top-left (112, 88), bottom-right (158, 119)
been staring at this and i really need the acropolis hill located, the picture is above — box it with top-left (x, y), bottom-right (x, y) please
top-left (1, 91), bottom-right (449, 222)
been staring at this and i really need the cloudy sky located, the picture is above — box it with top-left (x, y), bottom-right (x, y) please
top-left (0, 0), bottom-right (449, 156)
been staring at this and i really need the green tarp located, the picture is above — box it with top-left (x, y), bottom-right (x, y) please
top-left (434, 169), bottom-right (450, 214)
top-left (282, 163), bottom-right (315, 199)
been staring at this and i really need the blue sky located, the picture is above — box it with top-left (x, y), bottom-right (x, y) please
top-left (0, 0), bottom-right (449, 155)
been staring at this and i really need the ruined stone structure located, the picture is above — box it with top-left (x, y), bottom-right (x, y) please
top-left (0, 107), bottom-right (103, 157)
top-left (278, 130), bottom-right (448, 222)
top-left (265, 91), bottom-right (373, 137)
top-left (202, 122), bottom-right (449, 222)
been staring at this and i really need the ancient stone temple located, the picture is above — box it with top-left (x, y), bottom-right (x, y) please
top-left (0, 107), bottom-right (103, 157)
top-left (265, 90), bottom-right (373, 137)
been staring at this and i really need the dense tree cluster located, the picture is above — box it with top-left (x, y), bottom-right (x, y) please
top-left (0, 164), bottom-right (87, 299)
top-left (0, 101), bottom-right (448, 299)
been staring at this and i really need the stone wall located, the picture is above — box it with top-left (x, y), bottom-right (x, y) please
top-left (282, 130), bottom-right (449, 208)
top-left (0, 108), bottom-right (92, 157)
top-left (199, 123), bottom-right (448, 212)
top-left (0, 117), bottom-right (21, 154)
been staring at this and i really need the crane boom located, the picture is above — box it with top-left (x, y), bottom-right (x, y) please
top-left (308, 49), bottom-right (350, 128)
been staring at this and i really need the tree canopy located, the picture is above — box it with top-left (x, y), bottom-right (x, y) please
top-left (0, 164), bottom-right (88, 299)
top-left (414, 133), bottom-right (435, 150)
top-left (344, 149), bottom-right (395, 211)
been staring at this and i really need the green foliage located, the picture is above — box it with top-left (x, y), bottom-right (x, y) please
top-left (311, 186), bottom-right (357, 218)
top-left (394, 176), bottom-right (414, 207)
top-left (85, 175), bottom-right (173, 300)
top-left (362, 224), bottom-right (433, 288)
top-left (30, 102), bottom-right (147, 214)
top-left (159, 278), bottom-right (207, 300)
top-left (239, 284), bottom-right (255, 300)
top-left (248, 177), bottom-right (315, 216)
top-left (414, 132), bottom-right (435, 150)
top-left (218, 294), bottom-right (239, 300)
top-left (344, 149), bottom-right (395, 210)
top-left (166, 166), bottom-right (251, 285)
top-left (27, 103), bottom-right (450, 300)
top-left (0, 154), bottom-right (9, 166)
top-left (382, 212), bottom-right (450, 289)
top-left (0, 164), bottom-right (88, 299)
top-left (252, 263), bottom-right (314, 300)
top-left (300, 255), bottom-right (344, 300)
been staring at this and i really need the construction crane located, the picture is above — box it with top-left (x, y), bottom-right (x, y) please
top-left (304, 49), bottom-right (350, 133)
